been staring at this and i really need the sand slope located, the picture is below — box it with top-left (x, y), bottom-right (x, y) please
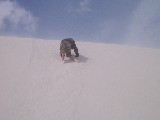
top-left (0, 36), bottom-right (160, 120)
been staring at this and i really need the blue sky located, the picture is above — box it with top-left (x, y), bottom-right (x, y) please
top-left (0, 0), bottom-right (160, 48)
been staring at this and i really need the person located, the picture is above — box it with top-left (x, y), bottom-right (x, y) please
top-left (60, 38), bottom-right (79, 63)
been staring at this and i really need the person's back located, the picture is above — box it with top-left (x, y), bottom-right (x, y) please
top-left (62, 38), bottom-right (75, 45)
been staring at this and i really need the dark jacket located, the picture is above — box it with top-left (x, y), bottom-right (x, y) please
top-left (62, 38), bottom-right (79, 57)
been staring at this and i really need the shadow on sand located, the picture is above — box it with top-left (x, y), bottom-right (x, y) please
top-left (76, 55), bottom-right (89, 63)
top-left (64, 55), bottom-right (89, 64)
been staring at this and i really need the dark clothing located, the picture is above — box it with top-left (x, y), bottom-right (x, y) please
top-left (60, 40), bottom-right (71, 57)
top-left (61, 38), bottom-right (79, 57)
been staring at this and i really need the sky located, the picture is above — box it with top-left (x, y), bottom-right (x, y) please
top-left (0, 0), bottom-right (160, 48)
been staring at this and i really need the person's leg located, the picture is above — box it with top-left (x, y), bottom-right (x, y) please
top-left (61, 53), bottom-right (65, 61)
top-left (72, 44), bottom-right (79, 57)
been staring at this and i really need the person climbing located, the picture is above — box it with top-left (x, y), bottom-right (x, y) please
top-left (60, 38), bottom-right (79, 63)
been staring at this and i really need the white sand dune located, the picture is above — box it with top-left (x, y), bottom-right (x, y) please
top-left (0, 36), bottom-right (160, 120)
